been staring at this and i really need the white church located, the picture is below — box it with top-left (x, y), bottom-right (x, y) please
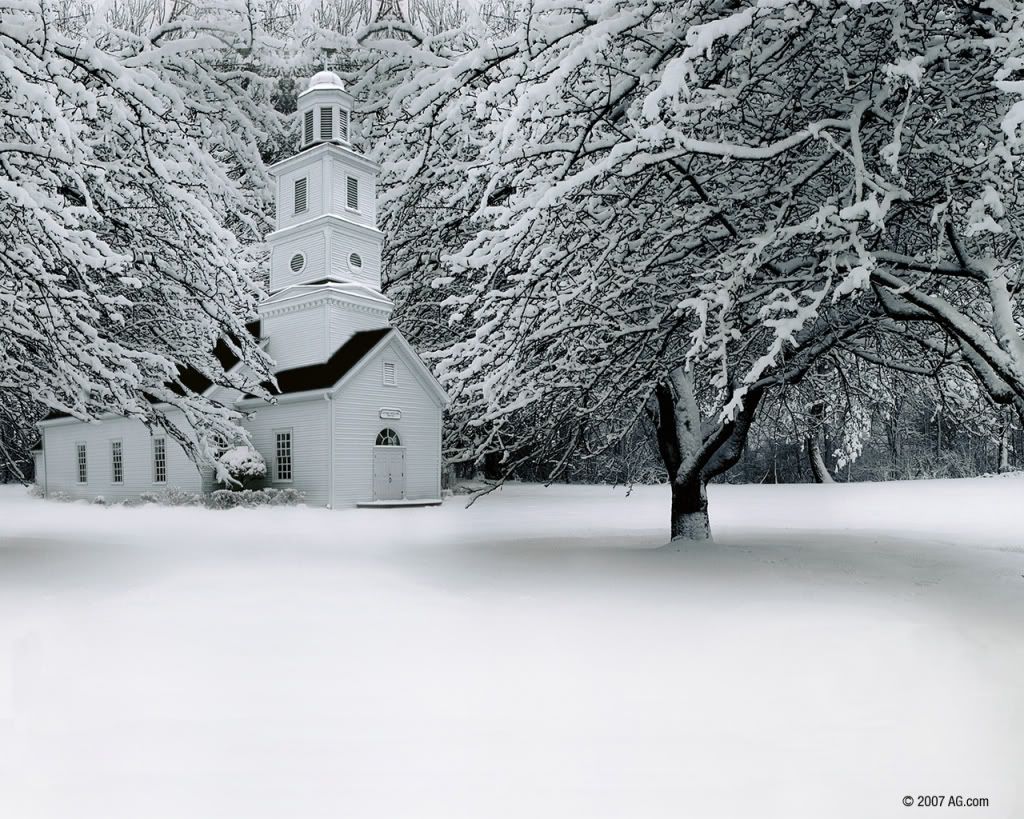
top-left (33, 72), bottom-right (447, 508)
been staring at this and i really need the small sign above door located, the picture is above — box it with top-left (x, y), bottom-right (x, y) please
top-left (379, 408), bottom-right (402, 420)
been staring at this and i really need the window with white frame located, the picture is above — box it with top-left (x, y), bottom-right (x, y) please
top-left (383, 361), bottom-right (396, 386)
top-left (76, 443), bottom-right (87, 483)
top-left (153, 437), bottom-right (167, 484)
top-left (320, 106), bottom-right (333, 140)
top-left (294, 177), bottom-right (307, 214)
top-left (375, 428), bottom-right (401, 446)
top-left (303, 109), bottom-right (313, 145)
top-left (111, 440), bottom-right (123, 484)
top-left (275, 430), bottom-right (293, 481)
top-left (346, 176), bottom-right (359, 210)
top-left (338, 109), bottom-right (349, 142)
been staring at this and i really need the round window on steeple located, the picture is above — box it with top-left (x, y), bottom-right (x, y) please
top-left (349, 253), bottom-right (362, 269)
top-left (290, 253), bottom-right (305, 273)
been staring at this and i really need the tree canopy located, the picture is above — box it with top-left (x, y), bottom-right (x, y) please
top-left (0, 0), bottom-right (288, 464)
top-left (358, 0), bottom-right (1024, 535)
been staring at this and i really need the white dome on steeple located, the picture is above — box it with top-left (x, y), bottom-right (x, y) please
top-left (304, 70), bottom-right (345, 94)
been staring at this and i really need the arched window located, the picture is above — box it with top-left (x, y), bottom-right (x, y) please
top-left (375, 428), bottom-right (401, 447)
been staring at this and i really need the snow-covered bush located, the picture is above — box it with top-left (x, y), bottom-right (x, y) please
top-left (92, 496), bottom-right (106, 505)
top-left (28, 484), bottom-right (45, 499)
top-left (217, 446), bottom-right (267, 489)
top-left (205, 488), bottom-right (304, 509)
top-left (158, 488), bottom-right (203, 507)
top-left (265, 488), bottom-right (304, 506)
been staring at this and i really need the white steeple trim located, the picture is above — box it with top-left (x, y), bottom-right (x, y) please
top-left (268, 142), bottom-right (380, 176)
top-left (267, 212), bottom-right (383, 242)
top-left (259, 283), bottom-right (394, 316)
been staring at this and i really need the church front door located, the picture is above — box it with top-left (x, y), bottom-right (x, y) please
top-left (373, 447), bottom-right (406, 501)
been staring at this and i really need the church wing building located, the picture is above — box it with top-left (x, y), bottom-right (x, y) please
top-left (34, 72), bottom-right (447, 508)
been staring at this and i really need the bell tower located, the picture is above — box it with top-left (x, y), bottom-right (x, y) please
top-left (265, 71), bottom-right (384, 294)
top-left (259, 72), bottom-right (394, 372)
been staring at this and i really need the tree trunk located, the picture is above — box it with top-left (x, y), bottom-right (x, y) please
top-left (649, 367), bottom-right (764, 543)
top-left (806, 435), bottom-right (834, 483)
top-left (670, 475), bottom-right (710, 540)
top-left (481, 450), bottom-right (502, 481)
top-left (998, 418), bottom-right (1011, 473)
top-left (651, 369), bottom-right (713, 542)
top-left (806, 399), bottom-right (834, 483)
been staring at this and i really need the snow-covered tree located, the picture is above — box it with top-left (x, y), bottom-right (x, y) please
top-left (0, 0), bottom-right (291, 466)
top-left (359, 0), bottom-right (1024, 539)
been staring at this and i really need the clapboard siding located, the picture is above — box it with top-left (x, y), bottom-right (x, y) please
top-left (329, 225), bottom-right (381, 291)
top-left (331, 157), bottom-right (376, 227)
top-left (332, 339), bottom-right (443, 506)
top-left (39, 413), bottom-right (204, 502)
top-left (277, 159), bottom-right (325, 230)
top-left (262, 304), bottom-right (329, 370)
top-left (328, 300), bottom-right (390, 352)
top-left (240, 398), bottom-right (331, 507)
top-left (270, 229), bottom-right (327, 292)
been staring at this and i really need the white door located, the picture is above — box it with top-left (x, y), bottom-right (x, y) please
top-left (373, 447), bottom-right (405, 500)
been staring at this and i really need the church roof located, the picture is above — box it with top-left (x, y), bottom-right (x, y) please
top-left (41, 325), bottom-right (415, 422)
top-left (41, 320), bottom-right (262, 421)
top-left (262, 328), bottom-right (392, 395)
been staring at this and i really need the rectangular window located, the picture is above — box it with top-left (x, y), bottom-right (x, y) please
top-left (275, 430), bottom-right (293, 482)
top-left (320, 106), bottom-right (333, 140)
top-left (294, 177), bottom-right (307, 214)
top-left (111, 440), bottom-right (123, 484)
top-left (303, 109), bottom-right (313, 144)
top-left (346, 176), bottom-right (359, 211)
top-left (153, 437), bottom-right (167, 484)
top-left (383, 361), bottom-right (396, 386)
top-left (338, 109), bottom-right (349, 142)
top-left (76, 443), bottom-right (87, 483)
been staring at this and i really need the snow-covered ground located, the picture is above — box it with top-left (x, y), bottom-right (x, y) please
top-left (0, 479), bottom-right (1021, 819)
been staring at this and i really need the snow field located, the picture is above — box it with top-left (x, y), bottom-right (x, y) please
top-left (0, 480), bottom-right (1021, 818)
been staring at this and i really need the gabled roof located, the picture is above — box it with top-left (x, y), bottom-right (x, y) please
top-left (262, 328), bottom-right (391, 395)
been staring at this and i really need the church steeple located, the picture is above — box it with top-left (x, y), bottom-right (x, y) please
top-left (264, 72), bottom-right (384, 295)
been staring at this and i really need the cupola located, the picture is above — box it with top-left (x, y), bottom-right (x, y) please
top-left (296, 70), bottom-right (354, 150)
